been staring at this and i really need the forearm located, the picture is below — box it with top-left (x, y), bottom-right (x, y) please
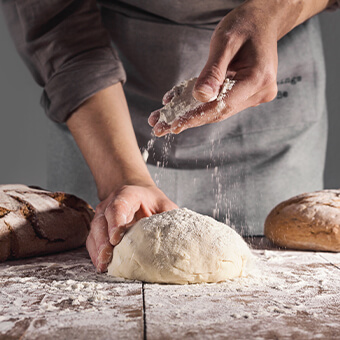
top-left (66, 83), bottom-right (154, 201)
top-left (245, 0), bottom-right (337, 40)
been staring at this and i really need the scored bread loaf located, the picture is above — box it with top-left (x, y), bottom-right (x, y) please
top-left (264, 189), bottom-right (340, 252)
top-left (0, 184), bottom-right (94, 261)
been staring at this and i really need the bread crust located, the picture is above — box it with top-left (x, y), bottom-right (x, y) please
top-left (264, 190), bottom-right (340, 252)
top-left (0, 184), bottom-right (94, 261)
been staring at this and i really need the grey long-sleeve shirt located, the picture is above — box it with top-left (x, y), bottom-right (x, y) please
top-left (2, 0), bottom-right (126, 122)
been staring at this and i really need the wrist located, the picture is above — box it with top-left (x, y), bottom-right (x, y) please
top-left (244, 0), bottom-right (334, 40)
top-left (96, 170), bottom-right (156, 202)
top-left (242, 0), bottom-right (301, 40)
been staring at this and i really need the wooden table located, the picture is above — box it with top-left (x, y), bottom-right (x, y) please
top-left (1, 239), bottom-right (339, 340)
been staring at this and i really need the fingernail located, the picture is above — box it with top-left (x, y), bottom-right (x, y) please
top-left (110, 227), bottom-right (125, 246)
top-left (96, 263), bottom-right (105, 273)
top-left (195, 83), bottom-right (214, 97)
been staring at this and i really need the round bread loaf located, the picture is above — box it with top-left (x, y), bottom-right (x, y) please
top-left (264, 190), bottom-right (340, 252)
top-left (0, 184), bottom-right (94, 261)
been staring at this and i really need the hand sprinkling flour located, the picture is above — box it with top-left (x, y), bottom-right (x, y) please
top-left (148, 77), bottom-right (235, 136)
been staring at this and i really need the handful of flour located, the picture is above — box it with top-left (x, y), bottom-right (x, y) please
top-left (158, 77), bottom-right (235, 125)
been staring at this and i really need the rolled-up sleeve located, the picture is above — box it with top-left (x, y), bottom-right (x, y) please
top-left (327, 0), bottom-right (340, 10)
top-left (1, 0), bottom-right (126, 122)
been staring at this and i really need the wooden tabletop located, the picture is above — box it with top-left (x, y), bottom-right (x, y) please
top-left (0, 238), bottom-right (339, 340)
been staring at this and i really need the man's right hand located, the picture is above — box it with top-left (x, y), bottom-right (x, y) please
top-left (86, 184), bottom-right (177, 272)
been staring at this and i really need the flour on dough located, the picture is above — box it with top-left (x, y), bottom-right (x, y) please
top-left (158, 77), bottom-right (235, 125)
top-left (108, 208), bottom-right (253, 284)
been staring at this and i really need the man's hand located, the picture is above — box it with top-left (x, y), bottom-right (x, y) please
top-left (86, 184), bottom-right (177, 272)
top-left (149, 0), bottom-right (334, 137)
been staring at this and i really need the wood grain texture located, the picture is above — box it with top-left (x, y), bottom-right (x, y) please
top-left (1, 241), bottom-right (340, 340)
top-left (0, 248), bottom-right (143, 340)
top-left (144, 250), bottom-right (340, 340)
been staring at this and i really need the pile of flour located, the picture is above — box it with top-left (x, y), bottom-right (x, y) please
top-left (158, 77), bottom-right (236, 125)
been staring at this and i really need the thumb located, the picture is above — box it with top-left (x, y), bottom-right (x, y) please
top-left (193, 32), bottom-right (235, 102)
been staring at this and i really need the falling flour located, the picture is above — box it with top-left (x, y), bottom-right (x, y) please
top-left (158, 77), bottom-right (236, 125)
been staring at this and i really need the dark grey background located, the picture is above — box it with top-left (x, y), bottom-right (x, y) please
top-left (0, 9), bottom-right (339, 195)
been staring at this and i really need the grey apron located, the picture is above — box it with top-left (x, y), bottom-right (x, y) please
top-left (47, 1), bottom-right (327, 235)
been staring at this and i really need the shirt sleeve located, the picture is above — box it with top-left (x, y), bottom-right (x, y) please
top-left (327, 0), bottom-right (340, 10)
top-left (1, 0), bottom-right (126, 123)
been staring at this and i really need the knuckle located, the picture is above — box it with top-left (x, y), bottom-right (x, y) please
top-left (261, 84), bottom-right (278, 103)
top-left (212, 28), bottom-right (233, 47)
top-left (117, 185), bottom-right (133, 195)
top-left (216, 102), bottom-right (235, 120)
top-left (105, 187), bottom-right (131, 213)
top-left (250, 66), bottom-right (276, 89)
top-left (106, 200), bottom-right (128, 215)
top-left (261, 70), bottom-right (277, 88)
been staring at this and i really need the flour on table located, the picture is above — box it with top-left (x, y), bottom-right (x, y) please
top-left (158, 77), bottom-right (235, 125)
top-left (108, 208), bottom-right (253, 284)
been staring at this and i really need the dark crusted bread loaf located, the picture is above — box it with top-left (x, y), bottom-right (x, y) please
top-left (264, 190), bottom-right (340, 252)
top-left (0, 184), bottom-right (94, 261)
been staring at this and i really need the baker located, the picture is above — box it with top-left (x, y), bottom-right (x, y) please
top-left (2, 0), bottom-right (338, 271)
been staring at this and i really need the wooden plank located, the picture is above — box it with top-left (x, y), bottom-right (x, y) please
top-left (0, 248), bottom-right (143, 340)
top-left (145, 249), bottom-right (340, 340)
top-left (318, 253), bottom-right (340, 271)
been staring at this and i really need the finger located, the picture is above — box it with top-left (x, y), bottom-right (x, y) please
top-left (96, 243), bottom-right (113, 272)
top-left (91, 213), bottom-right (113, 264)
top-left (107, 199), bottom-right (146, 246)
top-left (148, 110), bottom-right (160, 127)
top-left (162, 89), bottom-right (175, 105)
top-left (172, 77), bottom-right (277, 134)
top-left (87, 212), bottom-right (114, 271)
top-left (193, 28), bottom-right (241, 102)
top-left (170, 77), bottom-right (255, 134)
top-left (109, 225), bottom-right (127, 246)
top-left (91, 213), bottom-right (110, 251)
top-left (104, 192), bottom-right (142, 245)
top-left (153, 120), bottom-right (172, 137)
top-left (109, 209), bottom-right (141, 246)
top-left (170, 101), bottom-right (218, 134)
top-left (86, 233), bottom-right (98, 269)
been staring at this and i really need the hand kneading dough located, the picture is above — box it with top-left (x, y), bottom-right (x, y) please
top-left (108, 208), bottom-right (253, 284)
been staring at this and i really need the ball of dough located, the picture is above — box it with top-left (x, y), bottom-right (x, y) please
top-left (108, 208), bottom-right (253, 284)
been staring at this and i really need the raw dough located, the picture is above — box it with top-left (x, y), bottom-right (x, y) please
top-left (108, 208), bottom-right (253, 284)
